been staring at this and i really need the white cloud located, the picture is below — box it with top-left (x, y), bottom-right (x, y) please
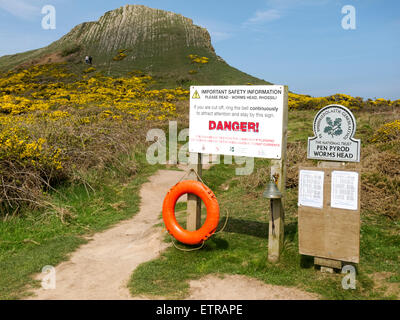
top-left (0, 0), bottom-right (40, 20)
top-left (210, 31), bottom-right (234, 43)
top-left (245, 9), bottom-right (281, 24)
top-left (243, 0), bottom-right (329, 27)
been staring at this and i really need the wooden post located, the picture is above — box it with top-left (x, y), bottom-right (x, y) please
top-left (268, 86), bottom-right (288, 263)
top-left (187, 153), bottom-right (202, 231)
top-left (268, 199), bottom-right (284, 263)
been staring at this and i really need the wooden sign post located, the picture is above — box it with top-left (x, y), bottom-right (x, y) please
top-left (268, 86), bottom-right (288, 263)
top-left (187, 153), bottom-right (203, 231)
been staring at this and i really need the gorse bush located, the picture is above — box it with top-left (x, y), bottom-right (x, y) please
top-left (0, 63), bottom-right (189, 215)
top-left (113, 49), bottom-right (128, 61)
top-left (83, 67), bottom-right (96, 74)
top-left (187, 54), bottom-right (209, 75)
top-left (188, 54), bottom-right (209, 65)
top-left (371, 120), bottom-right (400, 143)
top-left (288, 93), bottom-right (399, 110)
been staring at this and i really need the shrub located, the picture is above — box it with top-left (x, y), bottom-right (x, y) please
top-left (113, 49), bottom-right (128, 61)
top-left (83, 67), bottom-right (96, 73)
top-left (371, 120), bottom-right (400, 143)
top-left (0, 64), bottom-right (189, 215)
top-left (288, 93), bottom-right (398, 111)
top-left (188, 54), bottom-right (209, 65)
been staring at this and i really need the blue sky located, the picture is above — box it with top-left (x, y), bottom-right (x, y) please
top-left (0, 0), bottom-right (399, 99)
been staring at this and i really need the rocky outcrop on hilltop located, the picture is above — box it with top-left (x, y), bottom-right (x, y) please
top-left (55, 5), bottom-right (215, 58)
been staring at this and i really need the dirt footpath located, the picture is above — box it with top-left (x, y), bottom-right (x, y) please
top-left (186, 275), bottom-right (319, 300)
top-left (28, 170), bottom-right (181, 300)
top-left (27, 167), bottom-right (319, 300)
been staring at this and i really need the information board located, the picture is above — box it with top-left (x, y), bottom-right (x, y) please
top-left (298, 167), bottom-right (361, 264)
top-left (189, 85), bottom-right (286, 159)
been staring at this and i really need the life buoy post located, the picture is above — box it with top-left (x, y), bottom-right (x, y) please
top-left (187, 153), bottom-right (203, 231)
top-left (162, 179), bottom-right (220, 246)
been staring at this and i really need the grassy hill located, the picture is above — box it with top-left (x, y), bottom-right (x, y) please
top-left (0, 5), bottom-right (270, 88)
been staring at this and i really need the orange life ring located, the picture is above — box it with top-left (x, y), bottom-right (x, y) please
top-left (162, 180), bottom-right (220, 245)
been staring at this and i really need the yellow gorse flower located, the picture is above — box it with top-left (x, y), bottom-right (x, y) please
top-left (0, 63), bottom-right (190, 172)
top-left (188, 54), bottom-right (209, 65)
top-left (371, 120), bottom-right (400, 143)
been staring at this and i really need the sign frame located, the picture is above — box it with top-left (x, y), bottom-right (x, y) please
top-left (189, 85), bottom-right (286, 160)
top-left (308, 104), bottom-right (361, 162)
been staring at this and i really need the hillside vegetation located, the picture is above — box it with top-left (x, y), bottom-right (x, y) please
top-left (1, 62), bottom-right (399, 216)
top-left (0, 63), bottom-right (187, 214)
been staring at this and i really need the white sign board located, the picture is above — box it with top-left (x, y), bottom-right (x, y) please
top-left (189, 85), bottom-right (285, 159)
top-left (298, 170), bottom-right (325, 209)
top-left (308, 105), bottom-right (361, 162)
top-left (331, 171), bottom-right (359, 211)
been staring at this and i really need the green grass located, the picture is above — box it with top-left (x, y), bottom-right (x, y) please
top-left (128, 110), bottom-right (400, 300)
top-left (128, 161), bottom-right (399, 300)
top-left (0, 151), bottom-right (161, 300)
top-left (288, 111), bottom-right (315, 142)
top-left (0, 42), bottom-right (268, 89)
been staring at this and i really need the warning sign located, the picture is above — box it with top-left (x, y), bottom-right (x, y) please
top-left (189, 85), bottom-right (287, 159)
top-left (192, 90), bottom-right (201, 99)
